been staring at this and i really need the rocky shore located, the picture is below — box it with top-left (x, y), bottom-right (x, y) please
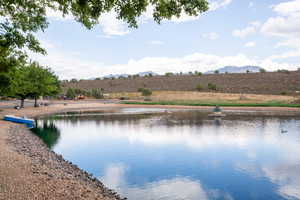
top-left (6, 125), bottom-right (125, 200)
top-left (0, 103), bottom-right (127, 200)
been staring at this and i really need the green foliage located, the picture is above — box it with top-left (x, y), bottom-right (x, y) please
top-left (214, 70), bottom-right (219, 74)
top-left (196, 72), bottom-right (202, 76)
top-left (91, 88), bottom-right (104, 99)
top-left (66, 88), bottom-right (76, 99)
top-left (138, 88), bottom-right (152, 96)
top-left (277, 69), bottom-right (290, 74)
top-left (138, 88), bottom-right (144, 92)
top-left (70, 78), bottom-right (78, 83)
top-left (260, 68), bottom-right (266, 73)
top-left (165, 72), bottom-right (174, 77)
top-left (0, 0), bottom-right (209, 91)
top-left (7, 62), bottom-right (60, 106)
top-left (196, 84), bottom-right (203, 91)
top-left (208, 83), bottom-right (217, 90)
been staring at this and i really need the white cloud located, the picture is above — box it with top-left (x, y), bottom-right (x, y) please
top-left (272, 0), bottom-right (300, 16)
top-left (245, 41), bottom-right (256, 48)
top-left (232, 26), bottom-right (256, 38)
top-left (99, 12), bottom-right (130, 36)
top-left (30, 42), bottom-right (299, 79)
top-left (202, 32), bottom-right (219, 40)
top-left (147, 40), bottom-right (165, 45)
top-left (46, 1), bottom-right (233, 36)
top-left (232, 21), bottom-right (261, 38)
top-left (249, 2), bottom-right (254, 8)
top-left (209, 0), bottom-right (232, 11)
top-left (260, 0), bottom-right (300, 58)
top-left (171, 0), bottom-right (232, 23)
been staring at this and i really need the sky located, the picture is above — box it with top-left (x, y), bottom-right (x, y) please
top-left (30, 0), bottom-right (300, 80)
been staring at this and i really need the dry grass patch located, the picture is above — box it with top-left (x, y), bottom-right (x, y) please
top-left (109, 91), bottom-right (296, 104)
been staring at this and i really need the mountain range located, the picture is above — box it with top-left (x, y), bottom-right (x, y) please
top-left (93, 66), bottom-right (264, 80)
top-left (205, 66), bottom-right (263, 74)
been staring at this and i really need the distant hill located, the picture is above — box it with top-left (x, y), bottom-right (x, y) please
top-left (64, 70), bottom-right (300, 95)
top-left (101, 71), bottom-right (158, 79)
top-left (205, 66), bottom-right (263, 74)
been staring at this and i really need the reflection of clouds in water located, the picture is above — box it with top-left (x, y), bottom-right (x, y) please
top-left (235, 157), bottom-right (300, 199)
top-left (263, 164), bottom-right (300, 199)
top-left (100, 163), bottom-right (233, 200)
top-left (54, 117), bottom-right (300, 154)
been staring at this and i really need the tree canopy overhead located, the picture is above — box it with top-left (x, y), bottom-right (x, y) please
top-left (1, 0), bottom-right (209, 57)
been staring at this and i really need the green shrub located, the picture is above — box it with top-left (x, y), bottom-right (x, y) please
top-left (196, 84), bottom-right (203, 91)
top-left (66, 88), bottom-right (76, 99)
top-left (138, 88), bottom-right (144, 92)
top-left (91, 89), bottom-right (104, 99)
top-left (208, 83), bottom-right (217, 91)
top-left (165, 72), bottom-right (174, 77)
top-left (260, 68), bottom-right (266, 73)
top-left (214, 70), bottom-right (219, 74)
top-left (277, 69), bottom-right (290, 74)
top-left (141, 88), bottom-right (152, 96)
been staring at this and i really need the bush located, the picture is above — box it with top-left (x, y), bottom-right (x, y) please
top-left (137, 88), bottom-right (152, 96)
top-left (196, 84), bottom-right (203, 91)
top-left (214, 70), bottom-right (219, 74)
top-left (165, 72), bottom-right (173, 77)
top-left (280, 91), bottom-right (287, 95)
top-left (138, 88), bottom-right (144, 92)
top-left (208, 83), bottom-right (217, 91)
top-left (66, 88), bottom-right (76, 99)
top-left (91, 89), bottom-right (104, 99)
top-left (277, 69), bottom-right (290, 74)
top-left (260, 68), bottom-right (266, 73)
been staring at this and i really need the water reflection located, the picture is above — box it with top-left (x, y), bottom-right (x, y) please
top-left (32, 108), bottom-right (300, 200)
top-left (100, 163), bottom-right (233, 200)
top-left (31, 120), bottom-right (61, 149)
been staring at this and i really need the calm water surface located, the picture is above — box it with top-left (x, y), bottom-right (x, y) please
top-left (32, 108), bottom-right (300, 200)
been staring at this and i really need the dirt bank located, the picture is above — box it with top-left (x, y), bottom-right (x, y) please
top-left (0, 102), bottom-right (300, 200)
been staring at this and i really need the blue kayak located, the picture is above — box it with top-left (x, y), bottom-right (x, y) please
top-left (3, 115), bottom-right (35, 127)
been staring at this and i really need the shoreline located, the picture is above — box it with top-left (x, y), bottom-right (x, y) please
top-left (1, 102), bottom-right (300, 199)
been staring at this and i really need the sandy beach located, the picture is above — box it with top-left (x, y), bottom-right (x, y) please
top-left (0, 101), bottom-right (300, 200)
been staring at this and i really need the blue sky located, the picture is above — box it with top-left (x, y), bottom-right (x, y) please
top-left (30, 0), bottom-right (300, 79)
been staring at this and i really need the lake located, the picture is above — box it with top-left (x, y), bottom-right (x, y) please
top-left (31, 108), bottom-right (300, 200)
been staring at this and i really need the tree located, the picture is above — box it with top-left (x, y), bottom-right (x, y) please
top-left (9, 62), bottom-right (60, 107)
top-left (196, 84), bottom-right (203, 91)
top-left (141, 89), bottom-right (152, 97)
top-left (66, 88), bottom-right (76, 99)
top-left (1, 0), bottom-right (209, 95)
top-left (26, 62), bottom-right (60, 107)
top-left (214, 70), bottom-right (219, 74)
top-left (208, 83), bottom-right (217, 91)
top-left (0, 0), bottom-right (209, 67)
top-left (91, 88), bottom-right (104, 99)
top-left (260, 68), bottom-right (266, 73)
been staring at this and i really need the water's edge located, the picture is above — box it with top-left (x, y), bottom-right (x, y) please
top-left (6, 119), bottom-right (126, 200)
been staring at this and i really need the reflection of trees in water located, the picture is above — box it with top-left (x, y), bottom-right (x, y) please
top-left (41, 111), bottom-right (300, 131)
top-left (51, 113), bottom-right (159, 126)
top-left (31, 120), bottom-right (61, 149)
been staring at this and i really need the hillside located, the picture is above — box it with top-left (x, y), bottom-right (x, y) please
top-left (63, 71), bottom-right (300, 95)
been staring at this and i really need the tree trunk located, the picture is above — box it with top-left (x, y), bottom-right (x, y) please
top-left (20, 98), bottom-right (25, 108)
top-left (34, 96), bottom-right (38, 107)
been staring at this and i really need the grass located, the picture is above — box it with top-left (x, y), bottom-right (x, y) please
top-left (122, 101), bottom-right (300, 108)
